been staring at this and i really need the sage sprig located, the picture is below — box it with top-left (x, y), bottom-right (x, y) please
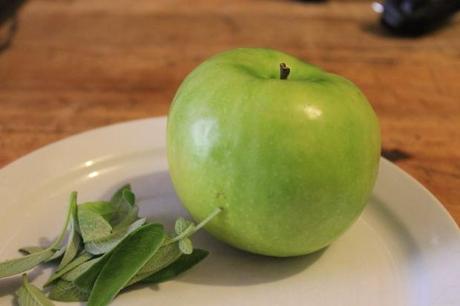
top-left (0, 185), bottom-right (221, 305)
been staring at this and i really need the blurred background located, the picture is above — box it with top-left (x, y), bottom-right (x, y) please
top-left (0, 0), bottom-right (459, 223)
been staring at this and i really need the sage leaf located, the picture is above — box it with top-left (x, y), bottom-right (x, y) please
top-left (62, 257), bottom-right (102, 282)
top-left (57, 202), bottom-right (81, 270)
top-left (141, 249), bottom-right (209, 285)
top-left (122, 189), bottom-right (135, 206)
top-left (109, 184), bottom-right (131, 205)
top-left (84, 218), bottom-right (146, 255)
top-left (73, 257), bottom-right (108, 294)
top-left (19, 246), bottom-right (63, 263)
top-left (126, 241), bottom-right (182, 287)
top-left (18, 247), bottom-right (45, 255)
top-left (87, 223), bottom-right (165, 306)
top-left (178, 238), bottom-right (193, 255)
top-left (45, 247), bottom-right (65, 263)
top-left (16, 274), bottom-right (55, 306)
top-left (0, 250), bottom-right (55, 279)
top-left (175, 218), bottom-right (194, 235)
top-left (45, 251), bottom-right (93, 286)
top-left (57, 226), bottom-right (80, 270)
top-left (48, 279), bottom-right (88, 302)
top-left (109, 187), bottom-right (136, 226)
top-left (78, 209), bottom-right (112, 242)
top-left (0, 192), bottom-right (76, 278)
top-left (74, 228), bottom-right (132, 295)
top-left (51, 192), bottom-right (78, 249)
top-left (112, 205), bottom-right (140, 231)
top-left (78, 201), bottom-right (114, 221)
top-left (136, 241), bottom-right (181, 276)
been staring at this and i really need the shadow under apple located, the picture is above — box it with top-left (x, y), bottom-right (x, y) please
top-left (106, 171), bottom-right (325, 287)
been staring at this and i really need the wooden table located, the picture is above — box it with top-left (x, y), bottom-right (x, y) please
top-left (0, 0), bottom-right (459, 225)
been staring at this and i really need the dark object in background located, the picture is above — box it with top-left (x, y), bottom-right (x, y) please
top-left (381, 148), bottom-right (412, 162)
top-left (378, 0), bottom-right (460, 36)
top-left (0, 0), bottom-right (27, 52)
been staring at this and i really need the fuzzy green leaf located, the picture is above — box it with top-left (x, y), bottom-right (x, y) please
top-left (84, 218), bottom-right (145, 255)
top-left (109, 188), bottom-right (137, 227)
top-left (78, 201), bottom-right (114, 221)
top-left (57, 226), bottom-right (80, 270)
top-left (73, 255), bottom-right (109, 294)
top-left (16, 274), bottom-right (55, 306)
top-left (87, 224), bottom-right (165, 306)
top-left (61, 257), bottom-right (102, 282)
top-left (45, 251), bottom-right (93, 286)
top-left (44, 247), bottom-right (65, 263)
top-left (51, 192), bottom-right (78, 249)
top-left (19, 246), bottom-right (64, 263)
top-left (122, 189), bottom-right (136, 206)
top-left (48, 279), bottom-right (88, 302)
top-left (57, 200), bottom-right (81, 270)
top-left (109, 184), bottom-right (131, 205)
top-left (126, 241), bottom-right (182, 286)
top-left (74, 223), bottom-right (139, 294)
top-left (78, 209), bottom-right (112, 242)
top-left (174, 218), bottom-right (194, 235)
top-left (141, 249), bottom-right (209, 284)
top-left (178, 238), bottom-right (193, 255)
top-left (112, 205), bottom-right (140, 231)
top-left (0, 250), bottom-right (55, 279)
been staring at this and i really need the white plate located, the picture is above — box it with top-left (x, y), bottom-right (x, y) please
top-left (0, 117), bottom-right (459, 306)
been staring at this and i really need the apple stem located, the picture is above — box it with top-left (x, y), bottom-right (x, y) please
top-left (280, 63), bottom-right (290, 80)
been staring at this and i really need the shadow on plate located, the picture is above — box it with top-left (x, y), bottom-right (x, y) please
top-left (106, 171), bottom-right (326, 287)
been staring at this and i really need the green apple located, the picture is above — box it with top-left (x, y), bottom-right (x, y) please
top-left (167, 48), bottom-right (380, 257)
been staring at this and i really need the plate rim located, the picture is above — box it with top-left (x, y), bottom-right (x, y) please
top-left (0, 116), bottom-right (459, 305)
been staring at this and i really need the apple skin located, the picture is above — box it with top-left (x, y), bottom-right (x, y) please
top-left (167, 48), bottom-right (380, 257)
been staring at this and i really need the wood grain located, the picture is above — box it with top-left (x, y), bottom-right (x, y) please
top-left (0, 0), bottom-right (459, 224)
